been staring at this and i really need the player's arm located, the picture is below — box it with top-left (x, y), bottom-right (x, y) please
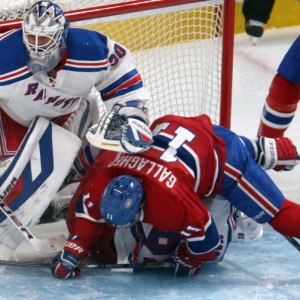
top-left (171, 210), bottom-right (220, 276)
top-left (95, 38), bottom-right (149, 123)
top-left (51, 193), bottom-right (105, 279)
top-left (239, 135), bottom-right (300, 171)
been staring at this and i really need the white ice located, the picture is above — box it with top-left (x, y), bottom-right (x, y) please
top-left (0, 26), bottom-right (300, 300)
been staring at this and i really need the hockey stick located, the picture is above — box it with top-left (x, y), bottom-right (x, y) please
top-left (284, 236), bottom-right (300, 252)
top-left (0, 201), bottom-right (66, 255)
top-left (0, 259), bottom-right (171, 270)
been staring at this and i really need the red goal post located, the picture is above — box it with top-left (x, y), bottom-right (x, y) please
top-left (0, 0), bottom-right (235, 127)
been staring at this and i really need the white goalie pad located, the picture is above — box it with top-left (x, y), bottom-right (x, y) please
top-left (0, 117), bottom-right (81, 250)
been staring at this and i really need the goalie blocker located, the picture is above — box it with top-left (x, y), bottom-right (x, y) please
top-left (86, 112), bottom-right (153, 154)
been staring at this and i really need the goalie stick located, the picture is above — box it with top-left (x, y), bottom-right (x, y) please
top-left (0, 201), bottom-right (65, 255)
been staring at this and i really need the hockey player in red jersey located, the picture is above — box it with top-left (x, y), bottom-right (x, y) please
top-left (51, 112), bottom-right (300, 278)
top-left (257, 35), bottom-right (300, 141)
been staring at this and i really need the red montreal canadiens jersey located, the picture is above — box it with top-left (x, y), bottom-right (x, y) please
top-left (67, 114), bottom-right (226, 248)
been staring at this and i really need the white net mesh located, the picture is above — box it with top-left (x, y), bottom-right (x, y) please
top-left (0, 0), bottom-right (232, 125)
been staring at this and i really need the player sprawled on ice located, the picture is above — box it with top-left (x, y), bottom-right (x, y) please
top-left (51, 111), bottom-right (300, 278)
top-left (0, 1), bottom-right (152, 252)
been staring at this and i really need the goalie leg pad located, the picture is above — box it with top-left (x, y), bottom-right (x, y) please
top-left (0, 117), bottom-right (81, 250)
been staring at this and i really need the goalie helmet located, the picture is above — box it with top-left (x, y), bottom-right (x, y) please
top-left (22, 1), bottom-right (69, 73)
top-left (100, 175), bottom-right (144, 229)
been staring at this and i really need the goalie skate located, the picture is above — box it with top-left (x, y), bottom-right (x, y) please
top-left (39, 182), bottom-right (80, 224)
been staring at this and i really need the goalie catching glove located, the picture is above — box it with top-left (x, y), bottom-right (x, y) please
top-left (86, 112), bottom-right (153, 154)
top-left (255, 136), bottom-right (300, 171)
top-left (51, 235), bottom-right (88, 279)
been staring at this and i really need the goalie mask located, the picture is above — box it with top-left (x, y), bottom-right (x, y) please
top-left (101, 175), bottom-right (144, 229)
top-left (22, 1), bottom-right (69, 73)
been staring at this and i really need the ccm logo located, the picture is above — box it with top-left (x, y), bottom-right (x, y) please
top-left (66, 242), bottom-right (84, 253)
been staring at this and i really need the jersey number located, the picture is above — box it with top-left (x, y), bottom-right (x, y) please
top-left (109, 44), bottom-right (126, 66)
top-left (152, 122), bottom-right (196, 162)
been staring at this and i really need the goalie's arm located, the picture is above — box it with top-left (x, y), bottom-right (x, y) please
top-left (112, 100), bottom-right (150, 125)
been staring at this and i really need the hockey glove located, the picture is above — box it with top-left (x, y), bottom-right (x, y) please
top-left (255, 136), bottom-right (300, 171)
top-left (120, 116), bottom-right (153, 153)
top-left (86, 112), bottom-right (153, 154)
top-left (51, 235), bottom-right (89, 279)
top-left (171, 243), bottom-right (215, 276)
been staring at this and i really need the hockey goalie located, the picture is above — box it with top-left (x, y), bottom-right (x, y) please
top-left (0, 0), bottom-right (153, 260)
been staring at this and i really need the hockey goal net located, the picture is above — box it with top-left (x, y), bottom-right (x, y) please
top-left (0, 0), bottom-right (234, 127)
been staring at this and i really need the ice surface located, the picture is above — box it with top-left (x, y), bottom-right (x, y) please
top-left (1, 226), bottom-right (300, 300)
top-left (0, 26), bottom-right (300, 300)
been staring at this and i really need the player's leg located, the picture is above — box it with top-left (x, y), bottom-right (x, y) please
top-left (0, 109), bottom-right (28, 160)
top-left (258, 36), bottom-right (300, 137)
top-left (218, 128), bottom-right (300, 238)
top-left (203, 195), bottom-right (263, 262)
top-left (257, 74), bottom-right (299, 138)
top-left (242, 0), bottom-right (275, 40)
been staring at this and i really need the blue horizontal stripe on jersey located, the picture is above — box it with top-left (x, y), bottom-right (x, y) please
top-left (63, 66), bottom-right (107, 72)
top-left (101, 69), bottom-right (142, 98)
top-left (103, 81), bottom-right (144, 100)
top-left (0, 72), bottom-right (32, 86)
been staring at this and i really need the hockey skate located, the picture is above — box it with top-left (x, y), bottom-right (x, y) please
top-left (245, 19), bottom-right (264, 45)
top-left (39, 168), bottom-right (82, 224)
top-left (39, 181), bottom-right (80, 224)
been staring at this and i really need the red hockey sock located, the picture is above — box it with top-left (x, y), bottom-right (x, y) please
top-left (269, 199), bottom-right (300, 237)
top-left (257, 120), bottom-right (286, 138)
top-left (257, 74), bottom-right (299, 138)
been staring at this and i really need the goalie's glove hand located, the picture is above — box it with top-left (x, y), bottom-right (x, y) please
top-left (255, 136), bottom-right (300, 171)
top-left (171, 243), bottom-right (215, 276)
top-left (51, 235), bottom-right (88, 279)
top-left (120, 116), bottom-right (153, 154)
top-left (86, 112), bottom-right (153, 154)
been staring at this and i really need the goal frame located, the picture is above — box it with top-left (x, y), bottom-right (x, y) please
top-left (0, 0), bottom-right (235, 128)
